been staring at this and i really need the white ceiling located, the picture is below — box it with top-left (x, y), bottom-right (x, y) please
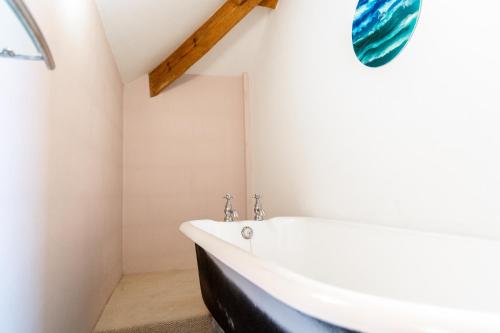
top-left (95, 0), bottom-right (271, 83)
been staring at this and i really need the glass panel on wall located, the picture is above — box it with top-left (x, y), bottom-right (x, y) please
top-left (352, 0), bottom-right (422, 67)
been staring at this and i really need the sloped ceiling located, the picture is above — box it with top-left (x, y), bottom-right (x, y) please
top-left (95, 0), bottom-right (270, 83)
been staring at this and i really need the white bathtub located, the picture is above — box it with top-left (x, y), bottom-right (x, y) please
top-left (180, 217), bottom-right (500, 333)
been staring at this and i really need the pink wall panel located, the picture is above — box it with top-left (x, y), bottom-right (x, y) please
top-left (123, 74), bottom-right (247, 273)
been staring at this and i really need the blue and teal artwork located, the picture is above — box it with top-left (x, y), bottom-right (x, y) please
top-left (352, 0), bottom-right (422, 67)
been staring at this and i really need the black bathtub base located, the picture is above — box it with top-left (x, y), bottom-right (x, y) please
top-left (195, 245), bottom-right (360, 333)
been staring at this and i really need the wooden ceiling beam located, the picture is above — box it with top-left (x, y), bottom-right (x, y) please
top-left (259, 0), bottom-right (279, 9)
top-left (231, 0), bottom-right (279, 8)
top-left (148, 0), bottom-right (277, 97)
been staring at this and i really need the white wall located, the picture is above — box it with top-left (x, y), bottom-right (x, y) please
top-left (188, 0), bottom-right (500, 239)
top-left (244, 0), bottom-right (500, 239)
top-left (0, 0), bottom-right (123, 332)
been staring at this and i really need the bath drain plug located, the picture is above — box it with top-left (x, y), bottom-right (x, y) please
top-left (241, 226), bottom-right (253, 240)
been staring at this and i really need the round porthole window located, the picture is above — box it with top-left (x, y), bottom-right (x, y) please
top-left (352, 0), bottom-right (422, 67)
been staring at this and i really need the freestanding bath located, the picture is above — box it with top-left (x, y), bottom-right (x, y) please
top-left (180, 217), bottom-right (500, 333)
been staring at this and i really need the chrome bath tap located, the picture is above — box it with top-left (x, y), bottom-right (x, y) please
top-left (223, 193), bottom-right (238, 222)
top-left (253, 194), bottom-right (265, 221)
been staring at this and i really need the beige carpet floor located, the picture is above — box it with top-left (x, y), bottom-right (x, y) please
top-left (94, 270), bottom-right (212, 333)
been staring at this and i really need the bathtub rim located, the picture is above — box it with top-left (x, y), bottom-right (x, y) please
top-left (180, 217), bottom-right (500, 333)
